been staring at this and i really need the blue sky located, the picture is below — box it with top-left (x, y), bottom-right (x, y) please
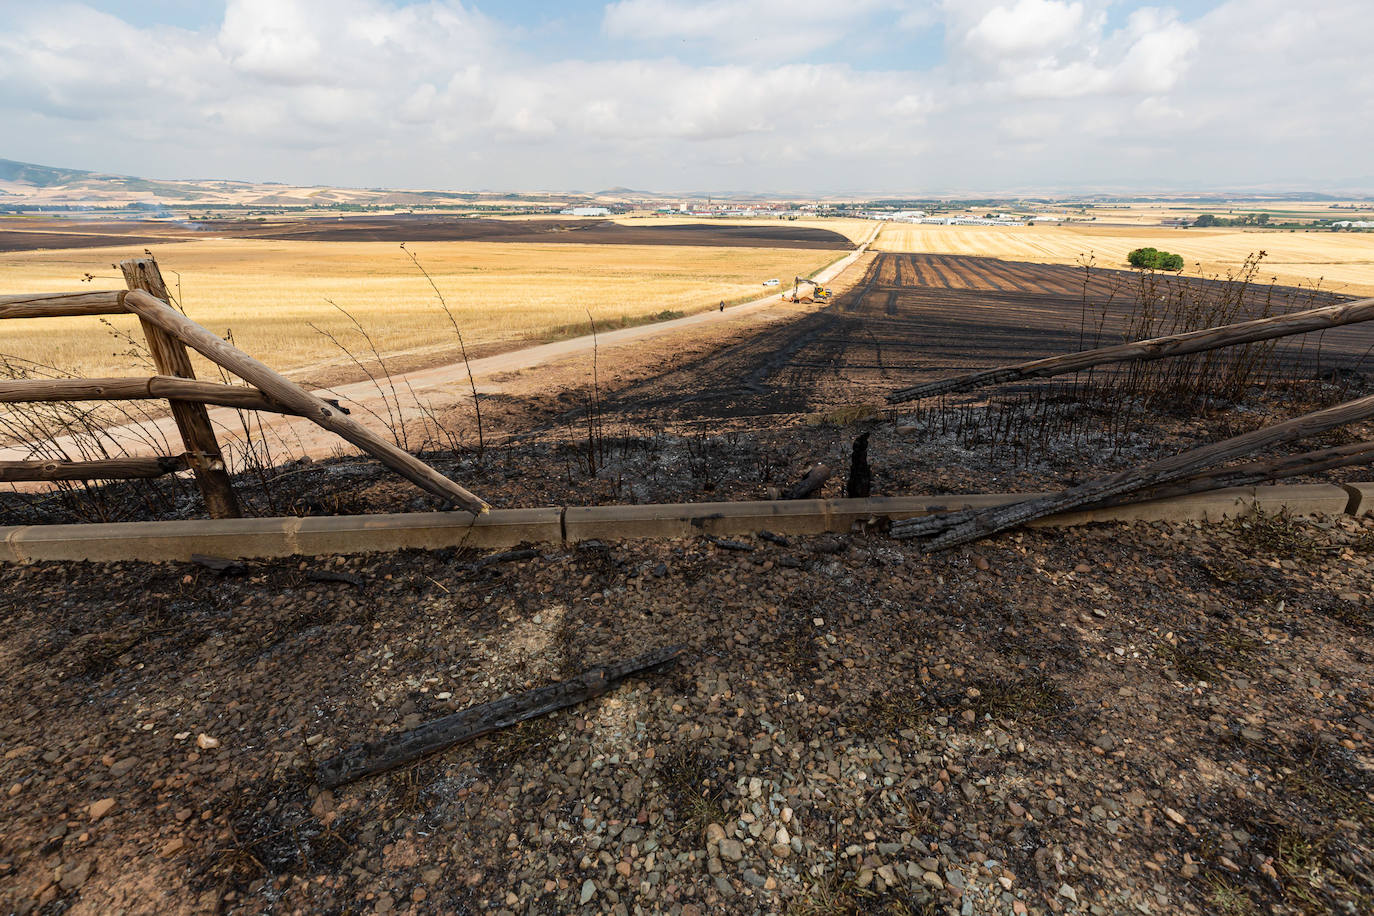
top-left (0, 1), bottom-right (1369, 194)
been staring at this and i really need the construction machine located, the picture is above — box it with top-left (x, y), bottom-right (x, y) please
top-left (783, 276), bottom-right (833, 303)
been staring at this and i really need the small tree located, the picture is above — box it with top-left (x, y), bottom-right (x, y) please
top-left (1127, 247), bottom-right (1184, 271)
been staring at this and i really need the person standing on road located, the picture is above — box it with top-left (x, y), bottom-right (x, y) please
top-left (719, 300), bottom-right (724, 312)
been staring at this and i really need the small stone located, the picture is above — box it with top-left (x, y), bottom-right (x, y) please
top-left (88, 798), bottom-right (117, 822)
top-left (305, 734), bottom-right (324, 747)
top-left (579, 879), bottom-right (596, 904)
top-left (108, 756), bottom-right (138, 778)
top-left (855, 868), bottom-right (874, 888)
top-left (1163, 806), bottom-right (1187, 826)
top-left (616, 861), bottom-right (631, 877)
top-left (705, 823), bottom-right (726, 846)
top-left (196, 734), bottom-right (220, 750)
top-left (922, 871), bottom-right (944, 889)
top-left (717, 839), bottom-right (744, 862)
top-left (160, 838), bottom-right (185, 858)
top-left (58, 861), bottom-right (92, 891)
top-left (1059, 883), bottom-right (1078, 902)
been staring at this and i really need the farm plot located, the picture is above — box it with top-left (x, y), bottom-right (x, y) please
top-left (0, 239), bottom-right (847, 382)
top-left (875, 223), bottom-right (1374, 297)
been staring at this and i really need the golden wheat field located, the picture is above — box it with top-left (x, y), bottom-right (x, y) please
top-left (874, 223), bottom-right (1374, 296)
top-left (0, 239), bottom-right (848, 380)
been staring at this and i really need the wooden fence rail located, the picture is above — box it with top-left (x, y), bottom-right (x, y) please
top-left (0, 257), bottom-right (488, 517)
top-left (0, 456), bottom-right (190, 483)
top-left (0, 290), bottom-right (128, 320)
top-left (0, 377), bottom-right (289, 412)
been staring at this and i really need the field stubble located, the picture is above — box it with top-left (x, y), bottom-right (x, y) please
top-left (0, 238), bottom-right (847, 381)
top-left (875, 223), bottom-right (1374, 297)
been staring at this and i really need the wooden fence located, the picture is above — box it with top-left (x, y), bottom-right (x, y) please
top-left (0, 258), bottom-right (488, 518)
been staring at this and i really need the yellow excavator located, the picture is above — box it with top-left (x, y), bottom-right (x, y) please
top-left (782, 276), bottom-right (833, 303)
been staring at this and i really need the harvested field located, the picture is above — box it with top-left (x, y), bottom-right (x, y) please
top-left (0, 217), bottom-right (858, 254)
top-left (0, 231), bottom-right (170, 253)
top-left (874, 223), bottom-right (1374, 297)
top-left (0, 240), bottom-right (848, 381)
top-left (187, 217), bottom-right (856, 250)
top-left (582, 253), bottom-right (1370, 425)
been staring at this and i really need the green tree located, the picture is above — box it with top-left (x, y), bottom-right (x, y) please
top-left (1194, 213), bottom-right (1218, 227)
top-left (1128, 247), bottom-right (1184, 271)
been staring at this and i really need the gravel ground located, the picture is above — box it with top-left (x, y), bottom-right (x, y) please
top-left (2, 512), bottom-right (1372, 915)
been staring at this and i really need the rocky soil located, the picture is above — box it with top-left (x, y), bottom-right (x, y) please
top-left (2, 511), bottom-right (1372, 915)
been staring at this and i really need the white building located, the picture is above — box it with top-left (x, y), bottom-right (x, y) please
top-left (560, 206), bottom-right (611, 217)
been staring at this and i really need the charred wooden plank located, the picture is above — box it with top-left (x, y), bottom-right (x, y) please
top-left (316, 645), bottom-right (686, 788)
top-left (784, 463), bottom-right (831, 500)
top-left (919, 392), bottom-right (1374, 551)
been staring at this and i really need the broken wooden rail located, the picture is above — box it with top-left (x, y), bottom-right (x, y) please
top-left (316, 645), bottom-right (685, 788)
top-left (892, 438), bottom-right (1374, 540)
top-left (0, 257), bottom-right (488, 515)
top-left (886, 295), bottom-right (1374, 403)
top-left (903, 391), bottom-right (1374, 550)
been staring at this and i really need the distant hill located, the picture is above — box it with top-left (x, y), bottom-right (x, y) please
top-left (0, 159), bottom-right (100, 187)
top-left (0, 158), bottom-right (584, 212)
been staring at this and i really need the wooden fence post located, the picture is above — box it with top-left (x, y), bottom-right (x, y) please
top-left (120, 257), bottom-right (242, 519)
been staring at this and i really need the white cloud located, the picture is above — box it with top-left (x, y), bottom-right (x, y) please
top-left (964, 0), bottom-right (1087, 57)
top-left (0, 0), bottom-right (1369, 192)
top-left (602, 0), bottom-right (933, 59)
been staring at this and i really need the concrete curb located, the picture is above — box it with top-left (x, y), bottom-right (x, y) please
top-left (1, 482), bottom-right (1366, 564)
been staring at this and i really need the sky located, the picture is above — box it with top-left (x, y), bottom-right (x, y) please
top-left (0, 0), bottom-right (1370, 195)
